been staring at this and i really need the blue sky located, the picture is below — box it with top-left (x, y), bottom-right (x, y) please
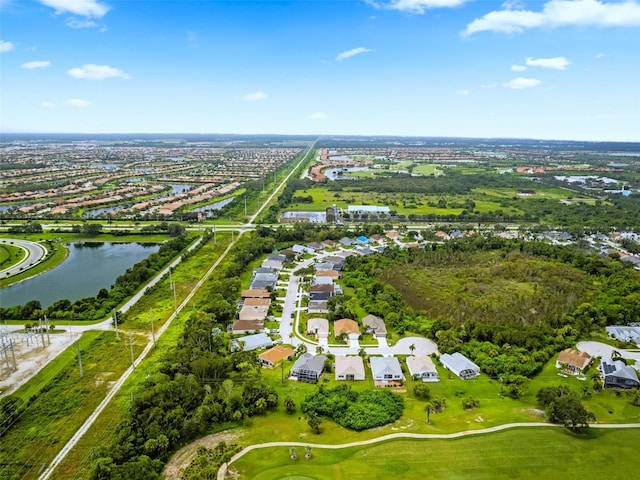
top-left (1, 0), bottom-right (639, 140)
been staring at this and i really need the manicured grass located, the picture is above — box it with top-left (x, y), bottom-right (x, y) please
top-left (0, 330), bottom-right (146, 480)
top-left (233, 428), bottom-right (640, 480)
top-left (0, 242), bottom-right (26, 270)
top-left (412, 163), bottom-right (444, 176)
top-left (0, 238), bottom-right (67, 288)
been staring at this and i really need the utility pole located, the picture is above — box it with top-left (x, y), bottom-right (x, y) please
top-left (76, 339), bottom-right (83, 378)
top-left (149, 308), bottom-right (155, 348)
top-left (113, 309), bottom-right (120, 341)
top-left (44, 315), bottom-right (51, 346)
top-left (38, 317), bottom-right (45, 350)
top-left (129, 332), bottom-right (135, 370)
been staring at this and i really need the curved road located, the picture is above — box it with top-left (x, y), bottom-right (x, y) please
top-left (39, 143), bottom-right (317, 480)
top-left (0, 238), bottom-right (47, 277)
top-left (217, 422), bottom-right (640, 479)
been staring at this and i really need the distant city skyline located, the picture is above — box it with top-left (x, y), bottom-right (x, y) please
top-left (1, 0), bottom-right (639, 141)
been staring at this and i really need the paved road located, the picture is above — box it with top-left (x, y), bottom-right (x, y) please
top-left (217, 422), bottom-right (640, 479)
top-left (0, 238), bottom-right (47, 277)
top-left (39, 144), bottom-right (316, 480)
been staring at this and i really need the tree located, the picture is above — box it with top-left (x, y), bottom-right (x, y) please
top-left (284, 395), bottom-right (296, 414)
top-left (409, 343), bottom-right (416, 355)
top-left (413, 383), bottom-right (431, 400)
top-left (305, 445), bottom-right (312, 459)
top-left (290, 447), bottom-right (297, 460)
top-left (425, 402), bottom-right (434, 424)
top-left (306, 411), bottom-right (322, 434)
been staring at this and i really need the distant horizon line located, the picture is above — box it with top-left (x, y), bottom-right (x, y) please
top-left (1, 132), bottom-right (639, 144)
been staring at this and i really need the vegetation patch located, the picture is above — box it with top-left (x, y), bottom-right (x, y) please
top-left (301, 384), bottom-right (403, 431)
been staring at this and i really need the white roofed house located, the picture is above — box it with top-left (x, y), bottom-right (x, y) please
top-left (407, 355), bottom-right (439, 382)
top-left (370, 356), bottom-right (404, 386)
top-left (440, 352), bottom-right (480, 380)
top-left (335, 355), bottom-right (366, 381)
top-left (362, 314), bottom-right (387, 338)
top-left (307, 317), bottom-right (329, 340)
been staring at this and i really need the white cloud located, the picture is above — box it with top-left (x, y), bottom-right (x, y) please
top-left (456, 89), bottom-right (470, 95)
top-left (309, 112), bottom-right (328, 120)
top-left (66, 18), bottom-right (101, 29)
top-left (596, 52), bottom-right (607, 58)
top-left (464, 0), bottom-right (640, 35)
top-left (41, 101), bottom-right (56, 108)
top-left (336, 47), bottom-right (373, 61)
top-left (0, 40), bottom-right (14, 53)
top-left (68, 64), bottom-right (131, 80)
top-left (38, 0), bottom-right (109, 18)
top-left (65, 98), bottom-right (90, 107)
top-left (21, 60), bottom-right (51, 69)
top-left (526, 56), bottom-right (571, 70)
top-left (511, 64), bottom-right (528, 71)
top-left (504, 77), bottom-right (542, 89)
top-left (367, 0), bottom-right (467, 14)
top-left (242, 91), bottom-right (268, 102)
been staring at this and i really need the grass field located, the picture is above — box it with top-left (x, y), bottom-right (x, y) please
top-left (233, 427), bottom-right (640, 480)
top-left (0, 242), bottom-right (26, 271)
top-left (412, 163), bottom-right (444, 176)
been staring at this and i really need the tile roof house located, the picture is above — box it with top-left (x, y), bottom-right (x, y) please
top-left (238, 305), bottom-right (269, 321)
top-left (556, 348), bottom-right (592, 375)
top-left (259, 345), bottom-right (295, 368)
top-left (370, 356), bottom-right (404, 384)
top-left (242, 289), bottom-right (271, 298)
top-left (334, 318), bottom-right (360, 336)
top-left (335, 355), bottom-right (365, 381)
top-left (362, 314), bottom-right (387, 338)
top-left (307, 318), bottom-right (329, 338)
top-left (600, 359), bottom-right (640, 389)
top-left (290, 353), bottom-right (326, 383)
top-left (308, 300), bottom-right (328, 314)
top-left (440, 352), bottom-right (480, 380)
top-left (231, 319), bottom-right (264, 335)
top-left (406, 355), bottom-right (439, 382)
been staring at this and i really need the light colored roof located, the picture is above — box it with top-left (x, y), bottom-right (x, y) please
top-left (237, 333), bottom-right (272, 351)
top-left (307, 317), bottom-right (329, 334)
top-left (335, 355), bottom-right (365, 377)
top-left (440, 352), bottom-right (479, 374)
top-left (370, 356), bottom-right (403, 378)
top-left (239, 305), bottom-right (269, 321)
top-left (557, 348), bottom-right (591, 369)
top-left (334, 318), bottom-right (360, 335)
top-left (406, 355), bottom-right (437, 376)
top-left (259, 345), bottom-right (294, 365)
top-left (362, 314), bottom-right (387, 335)
top-left (316, 269), bottom-right (339, 278)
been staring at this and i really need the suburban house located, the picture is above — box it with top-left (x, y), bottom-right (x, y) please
top-left (316, 269), bottom-right (340, 281)
top-left (241, 289), bottom-right (270, 298)
top-left (249, 271), bottom-right (278, 291)
top-left (334, 318), bottom-right (360, 337)
top-left (313, 274), bottom-right (335, 285)
top-left (232, 333), bottom-right (272, 352)
top-left (262, 254), bottom-right (285, 270)
top-left (600, 359), bottom-right (640, 389)
top-left (238, 304), bottom-right (269, 321)
top-left (370, 356), bottom-right (404, 385)
top-left (406, 355), bottom-right (440, 382)
top-left (334, 355), bottom-right (366, 381)
top-left (339, 237), bottom-right (355, 247)
top-left (556, 348), bottom-right (592, 375)
top-left (362, 314), bottom-right (387, 338)
top-left (606, 325), bottom-right (640, 344)
top-left (289, 353), bottom-right (326, 383)
top-left (307, 318), bottom-right (329, 339)
top-left (259, 345), bottom-right (295, 368)
top-left (307, 300), bottom-right (328, 314)
top-left (242, 297), bottom-right (271, 308)
top-left (440, 352), bottom-right (480, 380)
top-left (231, 319), bottom-right (264, 335)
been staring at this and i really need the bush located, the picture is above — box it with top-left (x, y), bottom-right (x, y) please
top-left (413, 383), bottom-right (431, 400)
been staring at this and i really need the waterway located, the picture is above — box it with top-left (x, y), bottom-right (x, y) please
top-left (191, 197), bottom-right (236, 217)
top-left (0, 242), bottom-right (160, 308)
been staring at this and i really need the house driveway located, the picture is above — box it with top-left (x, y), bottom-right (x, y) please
top-left (577, 341), bottom-right (640, 362)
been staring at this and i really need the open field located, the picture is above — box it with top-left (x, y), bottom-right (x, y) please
top-left (233, 427), bottom-right (640, 480)
top-left (0, 330), bottom-right (146, 480)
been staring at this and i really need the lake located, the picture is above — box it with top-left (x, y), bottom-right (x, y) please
top-left (0, 242), bottom-right (160, 308)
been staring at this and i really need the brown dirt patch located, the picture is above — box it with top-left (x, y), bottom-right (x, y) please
top-left (163, 430), bottom-right (243, 480)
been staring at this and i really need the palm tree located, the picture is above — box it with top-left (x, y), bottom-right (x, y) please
top-left (316, 345), bottom-right (324, 355)
top-left (425, 402), bottom-right (434, 424)
top-left (305, 445), bottom-right (312, 459)
top-left (409, 343), bottom-right (416, 355)
top-left (290, 447), bottom-right (297, 460)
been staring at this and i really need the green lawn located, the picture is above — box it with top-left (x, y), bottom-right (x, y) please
top-left (412, 163), bottom-right (444, 176)
top-left (0, 242), bottom-right (26, 270)
top-left (233, 427), bottom-right (640, 480)
top-left (0, 238), bottom-right (67, 288)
